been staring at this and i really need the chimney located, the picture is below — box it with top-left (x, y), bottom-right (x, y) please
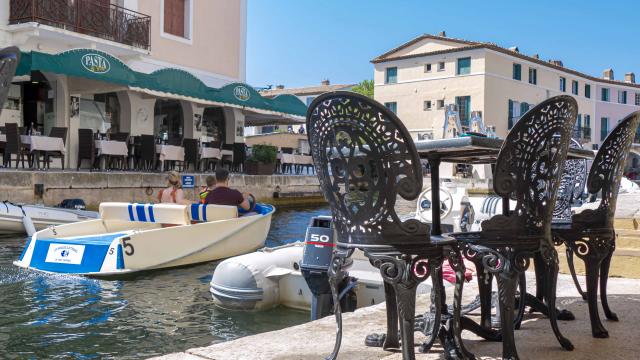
top-left (321, 79), bottom-right (330, 86)
top-left (532, 54), bottom-right (540, 59)
top-left (603, 68), bottom-right (614, 80)
top-left (275, 84), bottom-right (285, 89)
top-left (625, 72), bottom-right (635, 84)
top-left (549, 59), bottom-right (563, 67)
top-left (508, 46), bottom-right (519, 53)
top-left (438, 30), bottom-right (446, 37)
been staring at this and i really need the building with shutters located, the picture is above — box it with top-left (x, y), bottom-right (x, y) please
top-left (373, 33), bottom-right (640, 150)
top-left (0, 0), bottom-right (305, 168)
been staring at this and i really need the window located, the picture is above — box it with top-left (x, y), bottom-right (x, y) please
top-left (385, 67), bottom-right (397, 84)
top-left (456, 57), bottom-right (471, 75)
top-left (425, 64), bottom-right (432, 73)
top-left (437, 99), bottom-right (445, 109)
top-left (618, 90), bottom-right (627, 104)
top-left (455, 96), bottom-right (471, 126)
top-left (572, 80), bottom-right (579, 95)
top-left (528, 68), bottom-right (537, 84)
top-left (635, 93), bottom-right (640, 106)
top-left (164, 0), bottom-right (190, 39)
top-left (601, 88), bottom-right (610, 101)
top-left (585, 84), bottom-right (591, 98)
top-left (513, 64), bottom-right (522, 80)
top-left (384, 102), bottom-right (397, 114)
top-left (559, 77), bottom-right (566, 92)
top-left (438, 61), bottom-right (445, 71)
top-left (601, 117), bottom-right (609, 141)
top-left (508, 99), bottom-right (522, 129)
top-left (584, 114), bottom-right (591, 140)
top-left (423, 100), bottom-right (432, 111)
top-left (576, 114), bottom-right (582, 128)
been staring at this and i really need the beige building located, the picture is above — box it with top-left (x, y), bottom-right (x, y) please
top-left (373, 33), bottom-right (640, 151)
top-left (0, 0), bottom-right (304, 168)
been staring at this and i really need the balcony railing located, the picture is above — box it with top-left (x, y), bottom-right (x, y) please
top-left (9, 0), bottom-right (151, 50)
top-left (573, 126), bottom-right (591, 141)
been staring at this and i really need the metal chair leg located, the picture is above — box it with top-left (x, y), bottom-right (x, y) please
top-left (584, 255), bottom-right (609, 338)
top-left (496, 269), bottom-right (520, 360)
top-left (447, 249), bottom-right (475, 359)
top-left (543, 249), bottom-right (575, 348)
top-left (599, 247), bottom-right (618, 321)
top-left (566, 246), bottom-right (587, 300)
top-left (325, 248), bottom-right (351, 360)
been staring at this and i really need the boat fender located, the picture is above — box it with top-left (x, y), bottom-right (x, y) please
top-left (18, 204), bottom-right (36, 237)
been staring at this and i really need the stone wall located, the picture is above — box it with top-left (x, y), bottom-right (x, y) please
top-left (0, 171), bottom-right (321, 209)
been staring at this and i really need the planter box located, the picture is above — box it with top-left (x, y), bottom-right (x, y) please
top-left (245, 161), bottom-right (275, 175)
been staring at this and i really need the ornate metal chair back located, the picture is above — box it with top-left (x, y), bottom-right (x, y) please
top-left (577, 111), bottom-right (640, 229)
top-left (488, 95), bottom-right (577, 237)
top-left (0, 47), bottom-right (20, 119)
top-left (307, 91), bottom-right (428, 249)
top-left (553, 138), bottom-right (587, 223)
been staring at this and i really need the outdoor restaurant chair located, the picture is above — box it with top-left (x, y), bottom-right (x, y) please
top-left (44, 126), bottom-right (68, 170)
top-left (543, 110), bottom-right (640, 338)
top-left (3, 123), bottom-right (29, 168)
top-left (107, 132), bottom-right (129, 170)
top-left (77, 128), bottom-right (95, 171)
top-left (280, 147), bottom-right (294, 174)
top-left (232, 142), bottom-right (247, 173)
top-left (451, 96), bottom-right (578, 360)
top-left (307, 91), bottom-right (472, 360)
top-left (137, 135), bottom-right (156, 171)
top-left (201, 141), bottom-right (220, 172)
top-left (182, 138), bottom-right (199, 172)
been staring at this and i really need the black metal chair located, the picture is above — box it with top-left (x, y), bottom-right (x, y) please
top-left (44, 126), bottom-right (67, 170)
top-left (232, 142), bottom-right (247, 173)
top-left (307, 91), bottom-right (472, 360)
top-left (138, 134), bottom-right (156, 171)
top-left (221, 143), bottom-right (234, 170)
top-left (451, 95), bottom-right (578, 360)
top-left (3, 123), bottom-right (28, 168)
top-left (182, 138), bottom-right (199, 172)
top-left (77, 129), bottom-right (95, 171)
top-left (551, 110), bottom-right (640, 338)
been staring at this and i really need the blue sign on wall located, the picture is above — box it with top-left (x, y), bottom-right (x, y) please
top-left (182, 175), bottom-right (195, 188)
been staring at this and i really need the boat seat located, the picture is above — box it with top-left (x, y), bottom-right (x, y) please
top-left (190, 203), bottom-right (238, 222)
top-left (99, 202), bottom-right (190, 225)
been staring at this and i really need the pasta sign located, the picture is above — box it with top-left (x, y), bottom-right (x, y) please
top-left (81, 53), bottom-right (111, 74)
top-left (233, 85), bottom-right (251, 101)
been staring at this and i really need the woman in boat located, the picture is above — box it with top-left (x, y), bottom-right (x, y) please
top-left (158, 171), bottom-right (193, 205)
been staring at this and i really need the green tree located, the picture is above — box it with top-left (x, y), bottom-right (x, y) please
top-left (351, 79), bottom-right (374, 98)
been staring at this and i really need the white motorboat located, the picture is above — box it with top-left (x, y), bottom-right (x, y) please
top-left (14, 202), bottom-right (274, 276)
top-left (0, 200), bottom-right (98, 236)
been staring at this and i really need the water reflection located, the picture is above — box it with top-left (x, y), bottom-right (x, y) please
top-left (0, 206), bottom-right (329, 359)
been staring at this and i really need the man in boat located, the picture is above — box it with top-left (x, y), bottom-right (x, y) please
top-left (204, 168), bottom-right (251, 211)
top-left (199, 175), bottom-right (216, 203)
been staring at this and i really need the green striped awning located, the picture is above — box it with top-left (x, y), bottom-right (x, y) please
top-left (17, 49), bottom-right (306, 118)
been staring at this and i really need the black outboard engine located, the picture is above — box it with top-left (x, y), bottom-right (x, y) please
top-left (300, 216), bottom-right (357, 320)
top-left (58, 199), bottom-right (87, 210)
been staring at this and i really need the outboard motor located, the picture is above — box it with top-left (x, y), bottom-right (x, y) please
top-left (300, 216), bottom-right (357, 320)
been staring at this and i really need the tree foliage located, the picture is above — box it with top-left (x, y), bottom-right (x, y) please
top-left (351, 79), bottom-right (374, 98)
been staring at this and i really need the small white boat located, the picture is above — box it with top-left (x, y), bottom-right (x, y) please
top-left (0, 201), bottom-right (98, 236)
top-left (210, 242), bottom-right (430, 311)
top-left (14, 202), bottom-right (274, 276)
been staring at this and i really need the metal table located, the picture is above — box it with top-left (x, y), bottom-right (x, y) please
top-left (415, 136), bottom-right (595, 235)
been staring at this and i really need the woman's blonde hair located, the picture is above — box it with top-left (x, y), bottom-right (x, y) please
top-left (166, 171), bottom-right (182, 188)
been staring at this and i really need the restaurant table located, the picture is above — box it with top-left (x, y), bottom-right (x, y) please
top-left (414, 136), bottom-right (595, 236)
top-left (96, 140), bottom-right (128, 170)
top-left (277, 153), bottom-right (314, 165)
top-left (0, 134), bottom-right (66, 168)
top-left (220, 149), bottom-right (233, 164)
top-left (156, 144), bottom-right (185, 172)
top-left (200, 147), bottom-right (222, 160)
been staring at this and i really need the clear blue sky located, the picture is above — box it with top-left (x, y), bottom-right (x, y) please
top-left (247, 0), bottom-right (640, 88)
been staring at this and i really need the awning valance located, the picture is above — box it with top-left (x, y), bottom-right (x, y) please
top-left (16, 49), bottom-right (307, 118)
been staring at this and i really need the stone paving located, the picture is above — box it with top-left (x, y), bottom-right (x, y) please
top-left (153, 272), bottom-right (640, 360)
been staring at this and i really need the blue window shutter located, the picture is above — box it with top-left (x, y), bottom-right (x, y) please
top-left (508, 99), bottom-right (514, 129)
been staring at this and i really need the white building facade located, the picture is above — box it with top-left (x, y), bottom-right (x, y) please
top-left (373, 34), bottom-right (640, 151)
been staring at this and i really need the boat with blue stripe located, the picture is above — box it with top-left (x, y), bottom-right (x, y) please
top-left (14, 202), bottom-right (275, 276)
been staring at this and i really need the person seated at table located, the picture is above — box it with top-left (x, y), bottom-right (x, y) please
top-left (158, 171), bottom-right (193, 205)
top-left (199, 175), bottom-right (216, 203)
top-left (204, 168), bottom-right (251, 211)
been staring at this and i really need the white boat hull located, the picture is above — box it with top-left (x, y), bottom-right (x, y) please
top-left (14, 203), bottom-right (274, 276)
top-left (0, 202), bottom-right (98, 235)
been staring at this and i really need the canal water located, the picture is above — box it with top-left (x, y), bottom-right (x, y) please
top-left (0, 206), bottom-right (329, 359)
